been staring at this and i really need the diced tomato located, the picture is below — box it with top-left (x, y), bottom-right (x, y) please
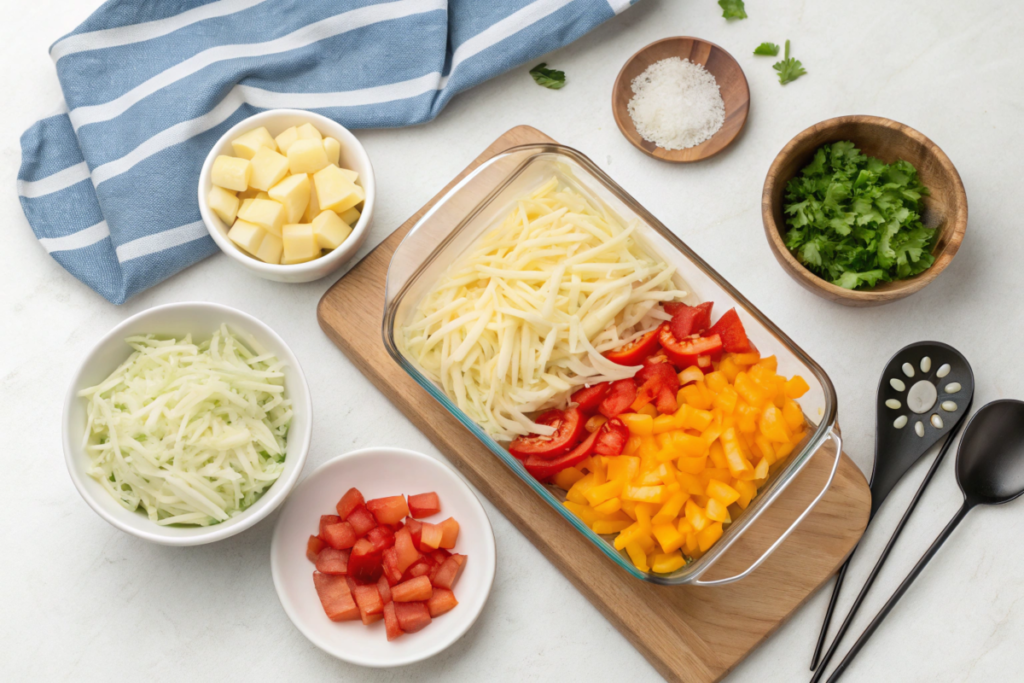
top-left (419, 522), bottom-right (443, 550)
top-left (321, 521), bottom-right (357, 550)
top-left (656, 385), bottom-right (678, 414)
top-left (392, 576), bottom-right (434, 602)
top-left (594, 418), bottom-right (630, 456)
top-left (383, 601), bottom-right (403, 641)
top-left (707, 308), bottom-right (752, 353)
top-left (318, 514), bottom-right (341, 539)
top-left (632, 361), bottom-right (680, 413)
top-left (604, 326), bottom-right (662, 365)
top-left (393, 527), bottom-right (422, 574)
top-left (599, 379), bottom-right (637, 418)
top-left (407, 492), bottom-right (441, 518)
top-left (659, 326), bottom-right (724, 369)
top-left (432, 554), bottom-right (467, 590)
top-left (345, 576), bottom-right (361, 591)
top-left (405, 518), bottom-right (424, 550)
top-left (307, 535), bottom-right (326, 563)
top-left (437, 518), bottom-right (460, 549)
top-left (315, 547), bottom-right (351, 575)
top-left (365, 495), bottom-right (410, 526)
top-left (508, 407), bottom-right (585, 460)
top-left (430, 549), bottom-right (452, 564)
top-left (663, 301), bottom-right (687, 316)
top-left (523, 425), bottom-right (600, 480)
top-left (404, 555), bottom-right (438, 582)
top-left (365, 525), bottom-right (396, 554)
top-left (393, 601), bottom-right (432, 633)
top-left (669, 302), bottom-right (714, 339)
top-left (348, 538), bottom-right (384, 583)
top-left (382, 547), bottom-right (403, 585)
top-left (426, 588), bottom-right (459, 618)
top-left (313, 572), bottom-right (360, 622)
top-left (571, 382), bottom-right (610, 413)
top-left (376, 575), bottom-right (393, 604)
top-left (346, 505), bottom-right (377, 538)
top-left (352, 584), bottom-right (384, 618)
top-left (335, 488), bottom-right (365, 520)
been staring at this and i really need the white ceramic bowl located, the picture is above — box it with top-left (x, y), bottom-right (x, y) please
top-left (271, 447), bottom-right (496, 667)
top-left (198, 109), bottom-right (375, 283)
top-left (62, 302), bottom-right (313, 546)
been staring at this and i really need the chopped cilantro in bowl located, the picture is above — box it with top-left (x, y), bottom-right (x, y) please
top-left (782, 141), bottom-right (936, 290)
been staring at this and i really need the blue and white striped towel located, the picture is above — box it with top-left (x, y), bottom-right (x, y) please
top-left (19, 0), bottom-right (637, 304)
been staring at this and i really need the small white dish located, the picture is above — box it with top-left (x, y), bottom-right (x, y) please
top-left (271, 447), bottom-right (496, 667)
top-left (62, 302), bottom-right (312, 546)
top-left (198, 109), bottom-right (375, 283)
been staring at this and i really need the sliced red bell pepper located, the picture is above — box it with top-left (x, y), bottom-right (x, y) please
top-left (659, 326), bottom-right (724, 369)
top-left (508, 407), bottom-right (585, 460)
top-left (570, 382), bottom-right (610, 413)
top-left (599, 379), bottom-right (637, 418)
top-left (604, 326), bottom-right (661, 365)
top-left (523, 425), bottom-right (600, 480)
top-left (669, 301), bottom-right (714, 339)
top-left (707, 308), bottom-right (752, 353)
top-left (594, 418), bottom-right (630, 456)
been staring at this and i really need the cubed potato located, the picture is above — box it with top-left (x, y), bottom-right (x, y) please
top-left (268, 173), bottom-right (310, 223)
top-left (312, 210), bottom-right (352, 250)
top-left (314, 165), bottom-right (364, 214)
top-left (227, 219), bottom-right (266, 256)
top-left (323, 137), bottom-right (341, 166)
top-left (207, 186), bottom-right (240, 225)
top-left (274, 126), bottom-right (300, 154)
top-left (339, 207), bottom-right (361, 226)
top-left (248, 146), bottom-right (290, 192)
top-left (297, 122), bottom-right (323, 142)
top-left (238, 198), bottom-right (285, 237)
top-left (238, 187), bottom-right (260, 199)
top-left (231, 126), bottom-right (276, 159)
top-left (338, 167), bottom-right (359, 183)
top-left (239, 198), bottom-right (254, 215)
top-left (211, 155), bottom-right (251, 192)
top-left (254, 231), bottom-right (283, 264)
top-left (281, 223), bottom-right (319, 264)
top-left (287, 139), bottom-right (329, 175)
top-left (303, 180), bottom-right (321, 222)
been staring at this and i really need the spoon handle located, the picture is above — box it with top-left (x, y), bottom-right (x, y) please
top-left (810, 422), bottom-right (963, 681)
top-left (825, 502), bottom-right (972, 682)
top-left (810, 555), bottom-right (852, 669)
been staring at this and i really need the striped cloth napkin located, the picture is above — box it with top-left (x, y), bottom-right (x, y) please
top-left (18, 0), bottom-right (636, 304)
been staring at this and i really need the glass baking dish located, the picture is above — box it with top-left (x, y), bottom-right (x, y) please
top-left (382, 144), bottom-right (841, 585)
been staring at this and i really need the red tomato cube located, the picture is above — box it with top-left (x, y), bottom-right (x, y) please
top-left (346, 505), bottom-right (377, 538)
top-left (430, 549), bottom-right (452, 564)
top-left (365, 525), bottom-right (396, 554)
top-left (419, 522), bottom-right (443, 550)
top-left (383, 601), bottom-right (403, 641)
top-left (313, 572), bottom-right (359, 621)
top-left (365, 495), bottom-right (410, 526)
top-left (336, 488), bottom-right (365, 520)
top-left (307, 535), bottom-right (326, 563)
top-left (315, 547), bottom-right (350, 575)
top-left (438, 517), bottom-right (460, 549)
top-left (393, 601), bottom-right (432, 633)
top-left (432, 554), bottom-right (467, 590)
top-left (391, 575), bottom-right (434, 602)
top-left (321, 521), bottom-right (357, 550)
top-left (352, 584), bottom-right (384, 616)
top-left (376, 575), bottom-right (393, 604)
top-left (382, 547), bottom-right (404, 585)
top-left (426, 588), bottom-right (459, 617)
top-left (407, 492), bottom-right (441, 518)
top-left (404, 556), bottom-right (438, 582)
top-left (348, 538), bottom-right (383, 583)
top-left (318, 514), bottom-right (341, 539)
top-left (393, 527), bottom-right (422, 574)
top-left (405, 518), bottom-right (424, 551)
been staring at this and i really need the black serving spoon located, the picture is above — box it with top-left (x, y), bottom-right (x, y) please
top-left (810, 342), bottom-right (973, 670)
top-left (824, 399), bottom-right (1024, 681)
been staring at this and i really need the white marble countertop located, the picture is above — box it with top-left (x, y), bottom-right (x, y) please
top-left (4, 1), bottom-right (1024, 681)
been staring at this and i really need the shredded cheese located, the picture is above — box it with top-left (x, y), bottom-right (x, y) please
top-left (401, 176), bottom-right (686, 441)
top-left (78, 325), bottom-right (292, 526)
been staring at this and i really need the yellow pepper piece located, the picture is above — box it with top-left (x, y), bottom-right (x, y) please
top-left (676, 472), bottom-right (706, 496)
top-left (620, 412), bottom-right (654, 436)
top-left (757, 355), bottom-right (778, 372)
top-left (614, 522), bottom-right (646, 550)
top-left (637, 403), bottom-right (659, 417)
top-left (679, 384), bottom-right (711, 410)
top-left (563, 501), bottom-right (599, 526)
top-left (782, 399), bottom-right (806, 431)
top-left (785, 375), bottom-right (810, 399)
top-left (652, 491), bottom-right (689, 525)
top-left (719, 355), bottom-right (741, 382)
top-left (593, 497), bottom-right (622, 515)
top-left (620, 499), bottom-right (638, 520)
top-left (684, 499), bottom-right (709, 532)
top-left (623, 484), bottom-right (667, 504)
top-left (585, 479), bottom-right (624, 507)
top-left (607, 456), bottom-right (639, 483)
top-left (684, 531), bottom-right (700, 555)
top-left (734, 372), bottom-right (766, 408)
top-left (759, 403), bottom-right (792, 443)
top-left (774, 441), bottom-right (796, 461)
top-left (721, 428), bottom-right (754, 478)
top-left (707, 440), bottom-right (728, 469)
top-left (732, 350), bottom-right (761, 366)
top-left (713, 385), bottom-right (739, 415)
top-left (705, 498), bottom-right (731, 523)
top-left (753, 456), bottom-right (770, 481)
top-left (698, 522), bottom-right (724, 552)
top-left (566, 473), bottom-right (596, 505)
top-left (733, 480), bottom-right (757, 509)
top-left (652, 414), bottom-right (678, 434)
top-left (699, 468), bottom-right (732, 487)
top-left (677, 455), bottom-right (707, 475)
top-left (634, 502), bottom-right (658, 532)
top-left (652, 522), bottom-right (685, 553)
top-left (677, 518), bottom-right (693, 536)
top-left (651, 551), bottom-right (686, 574)
top-left (623, 435), bottom-right (642, 455)
top-left (593, 519), bottom-right (632, 534)
top-left (625, 541), bottom-right (649, 571)
top-left (753, 433), bottom-right (776, 464)
top-left (704, 370), bottom-right (728, 394)
top-left (637, 435), bottom-right (660, 459)
top-left (552, 467), bottom-right (585, 490)
top-left (706, 479), bottom-right (740, 506)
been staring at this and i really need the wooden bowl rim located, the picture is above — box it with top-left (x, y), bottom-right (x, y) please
top-left (612, 36), bottom-right (750, 164)
top-left (761, 115), bottom-right (968, 304)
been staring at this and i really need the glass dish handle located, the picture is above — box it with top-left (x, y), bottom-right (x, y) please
top-left (692, 429), bottom-right (843, 587)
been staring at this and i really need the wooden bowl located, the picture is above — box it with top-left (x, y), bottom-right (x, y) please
top-left (612, 37), bottom-right (749, 163)
top-left (762, 115), bottom-right (967, 306)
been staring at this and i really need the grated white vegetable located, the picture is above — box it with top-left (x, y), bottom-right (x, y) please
top-left (78, 325), bottom-right (292, 526)
top-left (401, 177), bottom-right (686, 441)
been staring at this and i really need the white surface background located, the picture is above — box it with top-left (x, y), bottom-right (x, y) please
top-left (3, 1), bottom-right (1023, 681)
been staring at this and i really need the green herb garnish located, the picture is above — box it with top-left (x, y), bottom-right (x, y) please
top-left (773, 40), bottom-right (806, 85)
top-left (782, 141), bottom-right (935, 290)
top-left (754, 42), bottom-right (780, 56)
top-left (529, 63), bottom-right (566, 90)
top-left (718, 0), bottom-right (747, 19)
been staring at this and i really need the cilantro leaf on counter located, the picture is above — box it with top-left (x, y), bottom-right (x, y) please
top-left (754, 42), bottom-right (780, 56)
top-left (718, 0), bottom-right (747, 19)
top-left (782, 141), bottom-right (936, 290)
top-left (529, 63), bottom-right (566, 89)
top-left (773, 40), bottom-right (806, 85)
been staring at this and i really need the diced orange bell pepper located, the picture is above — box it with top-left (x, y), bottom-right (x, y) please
top-left (753, 433), bottom-right (776, 464)
top-left (623, 435), bottom-right (642, 455)
top-left (676, 472), bottom-right (707, 496)
top-left (652, 522), bottom-right (685, 553)
top-left (552, 467), bottom-right (585, 490)
top-left (623, 484), bottom-right (668, 504)
top-left (698, 522), bottom-right (724, 551)
top-left (651, 551), bottom-right (686, 573)
top-left (713, 385), bottom-right (739, 415)
top-left (566, 473), bottom-right (596, 505)
top-left (719, 355), bottom-right (741, 382)
top-left (774, 441), bottom-right (796, 461)
top-left (652, 491), bottom-right (689, 524)
top-left (699, 468), bottom-right (732, 487)
top-left (680, 384), bottom-right (712, 411)
top-left (759, 403), bottom-right (792, 443)
top-left (593, 497), bottom-right (622, 515)
top-left (733, 480), bottom-right (757, 509)
top-left (620, 412), bottom-right (654, 436)
top-left (678, 366), bottom-right (705, 387)
top-left (625, 541), bottom-right (649, 571)
top-left (785, 375), bottom-right (810, 399)
top-left (704, 370), bottom-right (728, 394)
top-left (734, 372), bottom-right (766, 407)
top-left (706, 479), bottom-right (740, 506)
top-left (707, 440), bottom-right (728, 469)
top-left (593, 519), bottom-right (632, 534)
top-left (732, 349), bottom-right (761, 366)
top-left (677, 455), bottom-right (708, 475)
top-left (721, 428), bottom-right (754, 478)
top-left (782, 399), bottom-right (806, 431)
top-left (756, 355), bottom-right (778, 372)
top-left (607, 456), bottom-right (640, 483)
top-left (652, 414), bottom-right (678, 435)
top-left (705, 498), bottom-right (731, 523)
top-left (684, 499), bottom-right (710, 532)
top-left (753, 456), bottom-right (770, 481)
top-left (585, 479), bottom-right (624, 507)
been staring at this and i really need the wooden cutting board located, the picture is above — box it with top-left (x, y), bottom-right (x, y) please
top-left (317, 126), bottom-right (870, 682)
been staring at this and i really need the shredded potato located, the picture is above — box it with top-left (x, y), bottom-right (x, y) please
top-left (78, 326), bottom-right (292, 526)
top-left (401, 177), bottom-right (686, 441)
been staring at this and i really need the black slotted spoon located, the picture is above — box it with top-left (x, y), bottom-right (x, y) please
top-left (810, 342), bottom-right (974, 672)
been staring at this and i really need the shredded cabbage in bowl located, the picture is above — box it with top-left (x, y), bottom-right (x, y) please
top-left (78, 325), bottom-right (292, 526)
